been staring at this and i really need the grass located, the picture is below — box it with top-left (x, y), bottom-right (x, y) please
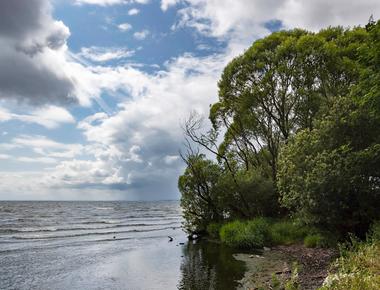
top-left (218, 218), bottom-right (336, 249)
top-left (319, 222), bottom-right (380, 290)
top-left (319, 242), bottom-right (380, 289)
top-left (304, 233), bottom-right (326, 248)
top-left (219, 218), bottom-right (312, 249)
top-left (269, 220), bottom-right (309, 245)
top-left (219, 218), bottom-right (271, 249)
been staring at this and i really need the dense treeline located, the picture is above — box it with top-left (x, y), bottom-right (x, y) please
top-left (179, 19), bottom-right (380, 239)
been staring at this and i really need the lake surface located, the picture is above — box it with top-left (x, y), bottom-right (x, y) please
top-left (0, 201), bottom-right (245, 289)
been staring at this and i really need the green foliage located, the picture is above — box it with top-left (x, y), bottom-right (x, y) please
top-left (285, 263), bottom-right (300, 290)
top-left (234, 169), bottom-right (279, 217)
top-left (180, 20), bottom-right (380, 242)
top-left (219, 218), bottom-right (271, 249)
top-left (304, 234), bottom-right (326, 248)
top-left (319, 239), bottom-right (380, 290)
top-left (179, 154), bottom-right (224, 233)
top-left (270, 221), bottom-right (309, 245)
top-left (219, 218), bottom-right (317, 248)
top-left (278, 95), bottom-right (380, 235)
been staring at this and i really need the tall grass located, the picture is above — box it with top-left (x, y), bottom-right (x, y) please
top-left (269, 220), bottom-right (308, 245)
top-left (218, 218), bottom-right (336, 249)
top-left (319, 222), bottom-right (380, 290)
top-left (219, 218), bottom-right (271, 249)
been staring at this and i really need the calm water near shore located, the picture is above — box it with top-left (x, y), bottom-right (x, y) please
top-left (0, 201), bottom-right (245, 289)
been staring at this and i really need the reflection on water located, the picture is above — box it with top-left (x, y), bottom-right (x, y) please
top-left (0, 201), bottom-right (246, 289)
top-left (178, 240), bottom-right (246, 290)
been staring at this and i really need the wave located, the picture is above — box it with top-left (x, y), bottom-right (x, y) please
top-left (0, 234), bottom-right (173, 254)
top-left (0, 221), bottom-right (181, 235)
top-left (10, 226), bottom-right (181, 240)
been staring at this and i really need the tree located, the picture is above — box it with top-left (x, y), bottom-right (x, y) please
top-left (278, 97), bottom-right (380, 236)
top-left (179, 22), bottom-right (378, 235)
top-left (211, 27), bottom-right (366, 182)
top-left (179, 152), bottom-right (224, 233)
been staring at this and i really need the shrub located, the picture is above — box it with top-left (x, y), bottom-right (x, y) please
top-left (219, 218), bottom-right (271, 249)
top-left (244, 218), bottom-right (272, 247)
top-left (304, 234), bottom-right (326, 248)
top-left (270, 221), bottom-right (309, 245)
top-left (320, 240), bottom-right (380, 289)
top-left (219, 220), bottom-right (247, 248)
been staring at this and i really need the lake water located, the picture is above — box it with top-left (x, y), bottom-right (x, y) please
top-left (0, 201), bottom-right (245, 289)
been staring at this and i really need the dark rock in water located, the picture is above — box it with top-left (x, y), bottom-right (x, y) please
top-left (113, 236), bottom-right (116, 239)
top-left (179, 242), bottom-right (185, 245)
top-left (168, 236), bottom-right (173, 242)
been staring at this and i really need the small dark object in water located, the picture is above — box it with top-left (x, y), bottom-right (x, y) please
top-left (179, 242), bottom-right (185, 245)
top-left (168, 236), bottom-right (173, 242)
top-left (113, 236), bottom-right (116, 239)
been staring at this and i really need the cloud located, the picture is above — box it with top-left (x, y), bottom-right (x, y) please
top-left (0, 154), bottom-right (11, 160)
top-left (2, 0), bottom-right (379, 200)
top-left (161, 0), bottom-right (181, 11)
top-left (0, 0), bottom-right (78, 105)
top-left (128, 8), bottom-right (140, 15)
top-left (38, 52), bottom-right (229, 198)
top-left (74, 0), bottom-right (149, 6)
top-left (276, 0), bottom-right (380, 31)
top-left (174, 0), bottom-right (380, 44)
top-left (0, 106), bottom-right (75, 129)
top-left (6, 134), bottom-right (84, 159)
top-left (133, 29), bottom-right (149, 40)
top-left (77, 46), bottom-right (135, 62)
top-left (16, 156), bottom-right (58, 164)
top-left (118, 22), bottom-right (132, 31)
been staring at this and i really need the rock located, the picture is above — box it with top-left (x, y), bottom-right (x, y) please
top-left (179, 242), bottom-right (185, 245)
top-left (263, 246), bottom-right (271, 251)
top-left (168, 236), bottom-right (173, 242)
top-left (249, 255), bottom-right (255, 258)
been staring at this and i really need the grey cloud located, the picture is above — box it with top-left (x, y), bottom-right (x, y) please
top-left (0, 1), bottom-right (46, 38)
top-left (0, 0), bottom-right (77, 105)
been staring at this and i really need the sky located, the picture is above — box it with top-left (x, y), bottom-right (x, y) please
top-left (0, 0), bottom-right (379, 201)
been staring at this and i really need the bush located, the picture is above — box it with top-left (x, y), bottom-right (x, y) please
top-left (219, 220), bottom-right (247, 248)
top-left (304, 234), bottom-right (326, 248)
top-left (245, 218), bottom-right (272, 247)
top-left (219, 218), bottom-right (271, 249)
top-left (270, 221), bottom-right (309, 245)
top-left (320, 240), bottom-right (380, 289)
top-left (206, 222), bottom-right (223, 239)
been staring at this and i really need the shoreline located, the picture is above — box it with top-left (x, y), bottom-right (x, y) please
top-left (234, 244), bottom-right (338, 290)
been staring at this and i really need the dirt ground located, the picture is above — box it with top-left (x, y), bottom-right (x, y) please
top-left (235, 244), bottom-right (338, 290)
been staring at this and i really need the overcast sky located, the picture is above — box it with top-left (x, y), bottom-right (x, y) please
top-left (0, 0), bottom-right (379, 200)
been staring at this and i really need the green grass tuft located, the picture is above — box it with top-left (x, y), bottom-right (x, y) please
top-left (219, 218), bottom-right (271, 249)
top-left (270, 221), bottom-right (309, 245)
